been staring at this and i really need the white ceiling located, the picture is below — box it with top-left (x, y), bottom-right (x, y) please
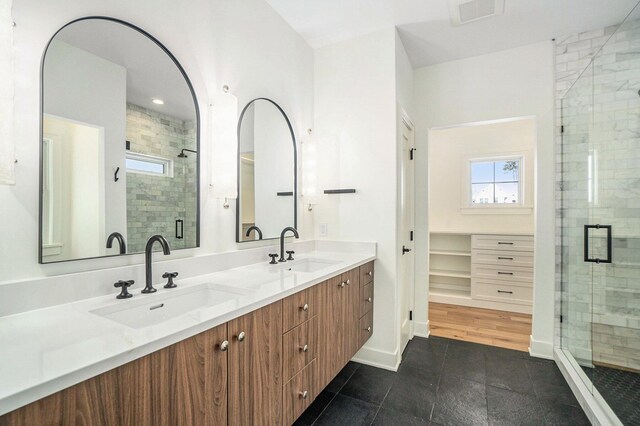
top-left (55, 19), bottom-right (197, 121)
top-left (264, 0), bottom-right (639, 67)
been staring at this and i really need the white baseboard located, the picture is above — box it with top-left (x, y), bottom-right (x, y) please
top-left (529, 335), bottom-right (554, 359)
top-left (413, 320), bottom-right (429, 338)
top-left (351, 344), bottom-right (399, 372)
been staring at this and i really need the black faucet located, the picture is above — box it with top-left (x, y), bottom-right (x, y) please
top-left (142, 235), bottom-right (171, 294)
top-left (106, 232), bottom-right (126, 254)
top-left (279, 227), bottom-right (299, 262)
top-left (246, 225), bottom-right (263, 240)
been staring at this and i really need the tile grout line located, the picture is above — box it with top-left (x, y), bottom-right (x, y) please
top-left (310, 365), bottom-right (361, 425)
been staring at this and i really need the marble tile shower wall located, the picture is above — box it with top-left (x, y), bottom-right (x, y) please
top-left (556, 20), bottom-right (640, 370)
top-left (126, 103), bottom-right (197, 253)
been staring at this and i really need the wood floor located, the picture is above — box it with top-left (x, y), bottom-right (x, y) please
top-left (429, 302), bottom-right (532, 352)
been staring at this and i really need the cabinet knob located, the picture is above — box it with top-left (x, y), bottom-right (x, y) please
top-left (367, 297), bottom-right (372, 303)
top-left (366, 326), bottom-right (371, 333)
top-left (301, 303), bottom-right (309, 312)
top-left (219, 340), bottom-right (229, 352)
top-left (368, 271), bottom-right (372, 277)
top-left (346, 279), bottom-right (350, 285)
top-left (237, 331), bottom-right (246, 342)
top-left (338, 281), bottom-right (345, 288)
top-left (300, 344), bottom-right (309, 353)
top-left (300, 390), bottom-right (308, 399)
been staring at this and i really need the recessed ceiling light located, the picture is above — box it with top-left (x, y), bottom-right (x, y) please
top-left (152, 98), bottom-right (164, 105)
top-left (449, 0), bottom-right (505, 26)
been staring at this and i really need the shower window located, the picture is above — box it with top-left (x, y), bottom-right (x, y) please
top-left (125, 152), bottom-right (173, 177)
top-left (469, 157), bottom-right (521, 205)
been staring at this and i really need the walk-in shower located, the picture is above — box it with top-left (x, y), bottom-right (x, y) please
top-left (560, 3), bottom-right (640, 425)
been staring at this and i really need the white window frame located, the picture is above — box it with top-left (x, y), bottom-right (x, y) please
top-left (463, 154), bottom-right (529, 212)
top-left (125, 152), bottom-right (174, 178)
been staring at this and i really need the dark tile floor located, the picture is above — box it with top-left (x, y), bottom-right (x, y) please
top-left (582, 364), bottom-right (640, 425)
top-left (295, 337), bottom-right (590, 426)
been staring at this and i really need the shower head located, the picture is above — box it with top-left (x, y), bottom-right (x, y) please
top-left (178, 149), bottom-right (198, 158)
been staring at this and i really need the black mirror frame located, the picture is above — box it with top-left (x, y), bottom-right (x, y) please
top-left (235, 98), bottom-right (297, 243)
top-left (38, 16), bottom-right (201, 264)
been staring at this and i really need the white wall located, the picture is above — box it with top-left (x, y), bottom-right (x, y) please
top-left (313, 29), bottom-right (400, 369)
top-left (0, 0), bottom-right (313, 282)
top-left (429, 118), bottom-right (536, 234)
top-left (413, 41), bottom-right (556, 357)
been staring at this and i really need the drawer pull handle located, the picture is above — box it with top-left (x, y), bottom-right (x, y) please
top-left (498, 257), bottom-right (514, 260)
top-left (498, 242), bottom-right (514, 245)
top-left (366, 326), bottom-right (372, 332)
top-left (300, 344), bottom-right (309, 353)
top-left (219, 340), bottom-right (229, 352)
top-left (498, 272), bottom-right (514, 275)
top-left (368, 271), bottom-right (373, 277)
top-left (300, 390), bottom-right (309, 399)
top-left (497, 290), bottom-right (514, 294)
top-left (236, 331), bottom-right (246, 342)
top-left (366, 297), bottom-right (372, 303)
top-left (301, 303), bottom-right (309, 311)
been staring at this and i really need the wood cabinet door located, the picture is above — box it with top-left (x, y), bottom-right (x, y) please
top-left (228, 301), bottom-right (283, 426)
top-left (342, 269), bottom-right (361, 363)
top-left (317, 276), bottom-right (346, 391)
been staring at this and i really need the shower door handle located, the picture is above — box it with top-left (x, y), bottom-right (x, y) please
top-left (584, 224), bottom-right (612, 264)
top-left (176, 219), bottom-right (184, 240)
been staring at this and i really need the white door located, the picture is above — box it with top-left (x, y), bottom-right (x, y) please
top-left (399, 112), bottom-right (415, 356)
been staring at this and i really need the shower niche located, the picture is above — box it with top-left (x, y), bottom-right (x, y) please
top-left (39, 17), bottom-right (200, 263)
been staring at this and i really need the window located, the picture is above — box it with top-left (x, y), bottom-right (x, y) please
top-left (125, 152), bottom-right (173, 177)
top-left (470, 157), bottom-right (521, 205)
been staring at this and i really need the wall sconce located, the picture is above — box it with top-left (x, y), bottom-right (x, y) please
top-left (0, 10), bottom-right (16, 185)
top-left (301, 129), bottom-right (317, 211)
top-left (209, 85), bottom-right (238, 209)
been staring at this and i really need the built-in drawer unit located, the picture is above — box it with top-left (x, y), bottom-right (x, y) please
top-left (471, 264), bottom-right (534, 284)
top-left (282, 286), bottom-right (317, 333)
top-left (471, 280), bottom-right (533, 305)
top-left (283, 317), bottom-right (317, 383)
top-left (360, 261), bottom-right (374, 285)
top-left (360, 282), bottom-right (374, 317)
top-left (471, 234), bottom-right (534, 252)
top-left (358, 309), bottom-right (374, 348)
top-left (471, 250), bottom-right (534, 268)
top-left (283, 359), bottom-right (318, 426)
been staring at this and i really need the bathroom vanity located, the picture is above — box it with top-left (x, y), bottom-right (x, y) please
top-left (0, 243), bottom-right (375, 425)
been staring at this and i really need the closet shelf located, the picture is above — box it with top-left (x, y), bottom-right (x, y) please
top-left (429, 288), bottom-right (472, 299)
top-left (429, 269), bottom-right (471, 279)
top-left (429, 250), bottom-right (472, 257)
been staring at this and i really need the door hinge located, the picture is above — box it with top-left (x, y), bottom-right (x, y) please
top-left (410, 148), bottom-right (416, 160)
top-left (409, 310), bottom-right (413, 321)
top-left (410, 231), bottom-right (414, 241)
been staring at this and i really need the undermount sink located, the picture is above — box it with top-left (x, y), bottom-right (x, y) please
top-left (283, 258), bottom-right (341, 273)
top-left (91, 283), bottom-right (248, 329)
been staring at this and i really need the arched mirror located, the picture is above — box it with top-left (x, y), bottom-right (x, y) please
top-left (236, 98), bottom-right (297, 242)
top-left (39, 17), bottom-right (200, 263)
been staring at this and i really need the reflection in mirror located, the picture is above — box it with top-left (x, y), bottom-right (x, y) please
top-left (237, 99), bottom-right (296, 242)
top-left (40, 18), bottom-right (199, 263)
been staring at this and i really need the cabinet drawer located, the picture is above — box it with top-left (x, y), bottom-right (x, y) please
top-left (359, 261), bottom-right (374, 285)
top-left (283, 359), bottom-right (317, 426)
top-left (471, 264), bottom-right (533, 285)
top-left (472, 249), bottom-right (534, 268)
top-left (360, 282), bottom-right (374, 317)
top-left (471, 280), bottom-right (533, 305)
top-left (471, 235), bottom-right (533, 252)
top-left (358, 309), bottom-right (374, 348)
top-left (283, 317), bottom-right (317, 383)
top-left (282, 286), bottom-right (317, 333)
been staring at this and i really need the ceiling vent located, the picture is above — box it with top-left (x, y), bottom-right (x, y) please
top-left (449, 0), bottom-right (505, 26)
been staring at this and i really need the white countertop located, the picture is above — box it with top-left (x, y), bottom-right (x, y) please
top-left (0, 246), bottom-right (375, 416)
